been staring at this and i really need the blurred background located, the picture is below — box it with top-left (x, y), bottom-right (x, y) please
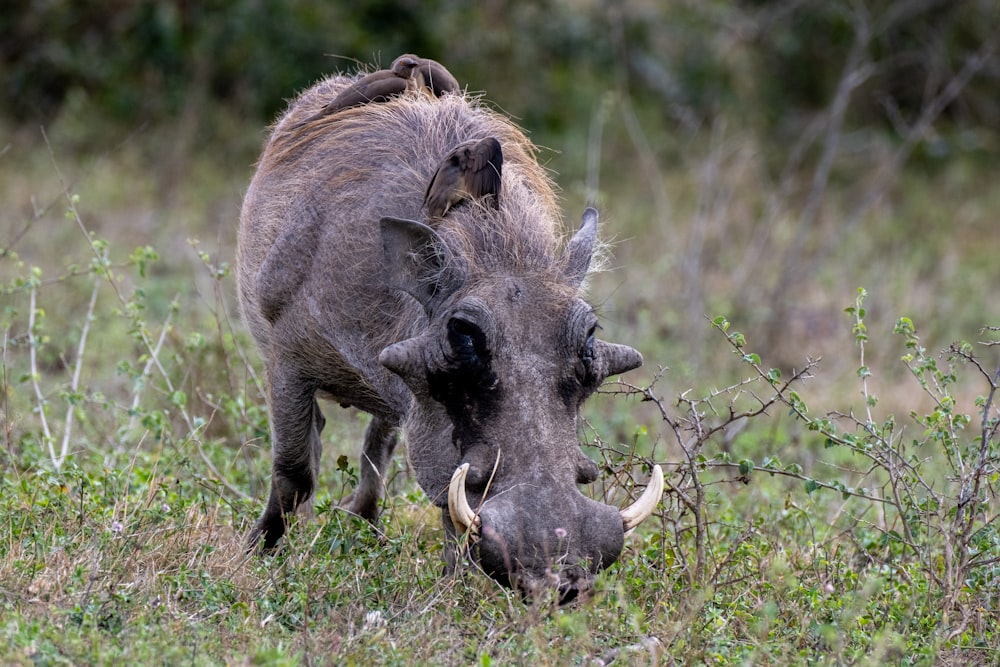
top-left (2, 0), bottom-right (998, 428)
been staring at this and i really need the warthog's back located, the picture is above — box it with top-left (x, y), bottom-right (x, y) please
top-left (238, 76), bottom-right (561, 407)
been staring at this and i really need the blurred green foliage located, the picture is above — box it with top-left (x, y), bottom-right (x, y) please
top-left (2, 0), bottom-right (996, 141)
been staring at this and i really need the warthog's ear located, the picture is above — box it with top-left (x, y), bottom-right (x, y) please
top-left (562, 207), bottom-right (599, 287)
top-left (380, 216), bottom-right (467, 314)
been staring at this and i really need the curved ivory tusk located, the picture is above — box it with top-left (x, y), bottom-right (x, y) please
top-left (448, 463), bottom-right (481, 535)
top-left (621, 464), bottom-right (664, 534)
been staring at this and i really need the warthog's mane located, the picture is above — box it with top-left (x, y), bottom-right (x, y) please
top-left (257, 74), bottom-right (607, 294)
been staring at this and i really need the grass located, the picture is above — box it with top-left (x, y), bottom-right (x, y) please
top-left (1, 436), bottom-right (991, 665)
top-left (1, 101), bottom-right (999, 665)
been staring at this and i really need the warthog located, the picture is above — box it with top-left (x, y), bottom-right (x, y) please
top-left (238, 62), bottom-right (662, 599)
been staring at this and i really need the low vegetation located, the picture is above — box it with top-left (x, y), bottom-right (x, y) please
top-left (2, 152), bottom-right (997, 662)
top-left (2, 2), bottom-right (999, 664)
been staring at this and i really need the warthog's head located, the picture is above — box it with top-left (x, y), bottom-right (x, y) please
top-left (379, 207), bottom-right (661, 601)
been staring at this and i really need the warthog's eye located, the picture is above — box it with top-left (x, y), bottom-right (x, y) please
top-left (430, 315), bottom-right (497, 409)
top-left (576, 324), bottom-right (598, 384)
top-left (447, 317), bottom-right (489, 369)
top-left (583, 326), bottom-right (596, 361)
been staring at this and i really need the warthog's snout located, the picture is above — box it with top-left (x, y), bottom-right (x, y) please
top-left (448, 462), bottom-right (663, 599)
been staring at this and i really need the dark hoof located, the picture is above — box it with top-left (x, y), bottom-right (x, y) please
top-left (247, 513), bottom-right (286, 552)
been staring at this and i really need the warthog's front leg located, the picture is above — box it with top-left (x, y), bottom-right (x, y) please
top-left (249, 367), bottom-right (324, 550)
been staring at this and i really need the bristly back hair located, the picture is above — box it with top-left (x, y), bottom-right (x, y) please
top-left (257, 71), bottom-right (608, 293)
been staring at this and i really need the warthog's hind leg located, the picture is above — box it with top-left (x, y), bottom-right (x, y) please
top-left (341, 415), bottom-right (398, 522)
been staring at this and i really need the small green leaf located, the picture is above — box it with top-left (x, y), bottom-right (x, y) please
top-left (893, 317), bottom-right (914, 335)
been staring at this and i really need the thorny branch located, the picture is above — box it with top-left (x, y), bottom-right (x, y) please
top-left (598, 306), bottom-right (999, 608)
top-left (596, 320), bottom-right (823, 585)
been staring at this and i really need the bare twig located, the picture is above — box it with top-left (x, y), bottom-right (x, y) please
top-left (607, 5), bottom-right (672, 218)
top-left (125, 307), bottom-right (174, 439)
top-left (1, 327), bottom-right (12, 455)
top-left (837, 31), bottom-right (999, 250)
top-left (28, 283), bottom-right (54, 457)
top-left (707, 461), bottom-right (891, 505)
top-left (770, 9), bottom-right (875, 312)
top-left (55, 277), bottom-right (100, 467)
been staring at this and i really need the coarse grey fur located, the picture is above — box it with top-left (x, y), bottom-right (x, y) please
top-left (238, 71), bottom-right (643, 600)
